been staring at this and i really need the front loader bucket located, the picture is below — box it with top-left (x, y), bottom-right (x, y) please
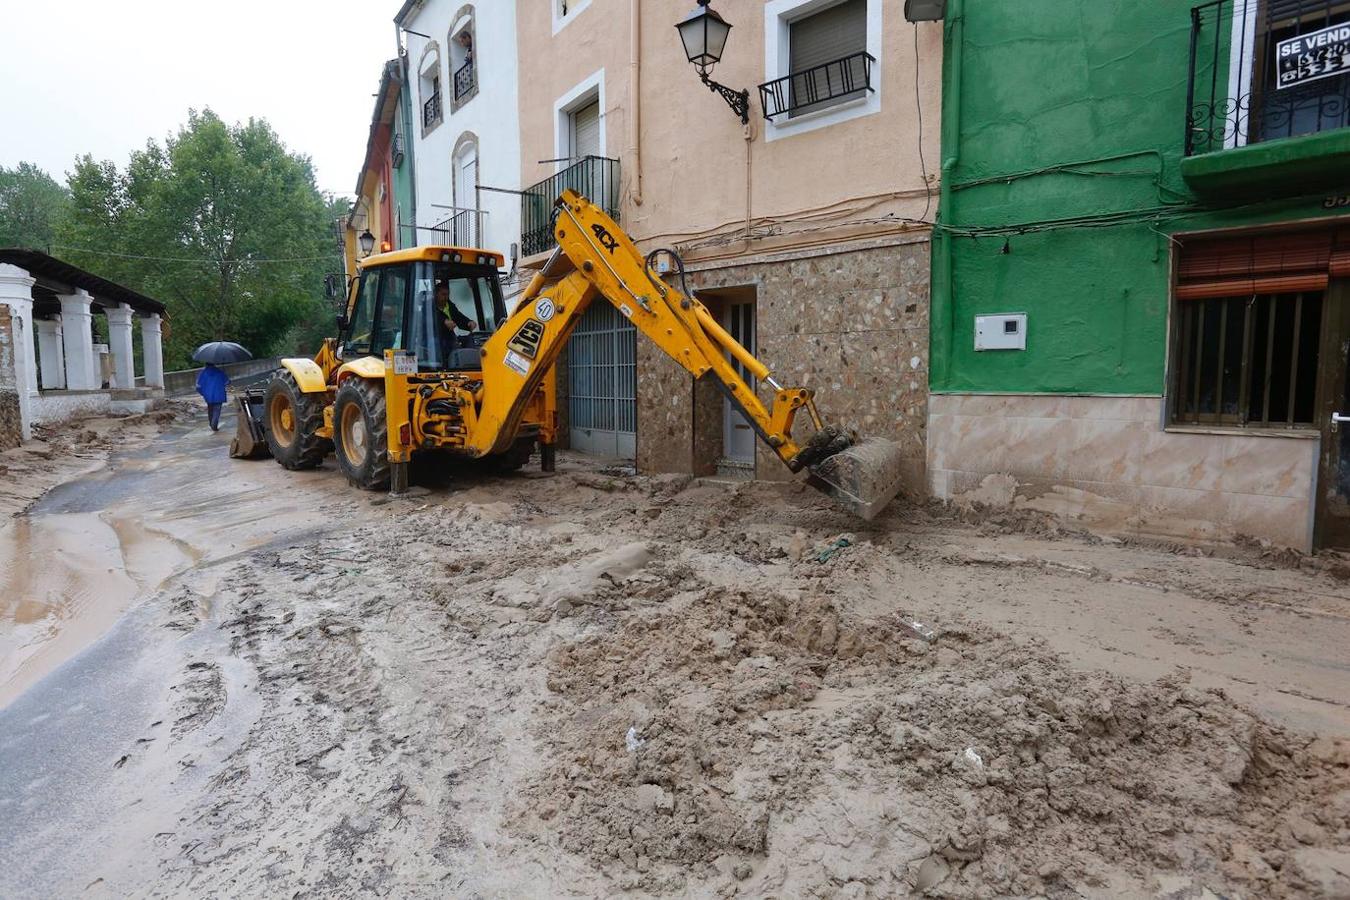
top-left (229, 389), bottom-right (272, 460)
top-left (808, 438), bottom-right (906, 521)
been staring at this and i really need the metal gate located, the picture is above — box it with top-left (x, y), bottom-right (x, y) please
top-left (568, 302), bottom-right (636, 458)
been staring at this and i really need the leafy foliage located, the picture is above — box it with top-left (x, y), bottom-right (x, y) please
top-left (57, 110), bottom-right (344, 369)
top-left (0, 162), bottom-right (70, 250)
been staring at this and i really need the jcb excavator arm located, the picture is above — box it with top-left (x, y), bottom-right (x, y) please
top-left (470, 189), bottom-right (904, 519)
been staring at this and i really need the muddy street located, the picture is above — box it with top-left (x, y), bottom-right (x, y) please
top-left (1, 408), bottom-right (1349, 898)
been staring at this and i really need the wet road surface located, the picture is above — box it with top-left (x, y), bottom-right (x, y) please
top-left (0, 408), bottom-right (356, 896)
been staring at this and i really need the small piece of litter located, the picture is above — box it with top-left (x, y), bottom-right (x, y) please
top-left (898, 617), bottom-right (938, 642)
top-left (814, 537), bottom-right (852, 563)
top-left (626, 726), bottom-right (644, 752)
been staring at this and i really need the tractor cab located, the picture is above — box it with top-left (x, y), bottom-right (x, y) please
top-left (342, 247), bottom-right (508, 372)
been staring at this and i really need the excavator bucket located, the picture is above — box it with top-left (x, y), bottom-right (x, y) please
top-left (808, 438), bottom-right (906, 521)
top-left (229, 389), bottom-right (272, 460)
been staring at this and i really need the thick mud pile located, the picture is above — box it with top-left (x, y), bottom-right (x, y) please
top-left (520, 551), bottom-right (1349, 896)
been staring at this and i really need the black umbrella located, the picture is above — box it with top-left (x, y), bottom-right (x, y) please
top-left (192, 341), bottom-right (252, 365)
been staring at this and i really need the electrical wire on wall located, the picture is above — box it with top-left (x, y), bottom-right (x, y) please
top-left (914, 24), bottom-right (932, 223)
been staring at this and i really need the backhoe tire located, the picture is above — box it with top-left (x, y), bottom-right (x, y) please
top-left (493, 437), bottom-right (536, 473)
top-left (264, 371), bottom-right (331, 470)
top-left (333, 378), bottom-right (391, 491)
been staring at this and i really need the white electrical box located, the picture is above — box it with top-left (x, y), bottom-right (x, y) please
top-left (974, 313), bottom-right (1027, 351)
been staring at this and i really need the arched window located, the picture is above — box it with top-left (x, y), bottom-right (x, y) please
top-left (451, 132), bottom-right (480, 246)
top-left (448, 5), bottom-right (478, 111)
top-left (418, 42), bottom-right (443, 133)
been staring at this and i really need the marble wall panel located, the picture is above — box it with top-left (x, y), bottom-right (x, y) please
top-left (928, 393), bottom-right (1319, 549)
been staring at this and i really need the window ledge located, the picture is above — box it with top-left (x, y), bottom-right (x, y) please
top-left (1181, 127), bottom-right (1350, 197)
top-left (765, 94), bottom-right (874, 142)
top-left (1164, 424), bottom-right (1320, 440)
top-left (773, 94), bottom-right (867, 126)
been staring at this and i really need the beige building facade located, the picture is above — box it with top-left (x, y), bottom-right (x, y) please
top-left (515, 0), bottom-right (940, 489)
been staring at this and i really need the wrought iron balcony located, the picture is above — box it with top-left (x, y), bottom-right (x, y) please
top-left (432, 209), bottom-right (488, 248)
top-left (758, 51), bottom-right (875, 120)
top-left (423, 91), bottom-right (442, 129)
top-left (453, 60), bottom-right (476, 102)
top-left (520, 156), bottom-right (620, 257)
top-left (1186, 0), bottom-right (1350, 156)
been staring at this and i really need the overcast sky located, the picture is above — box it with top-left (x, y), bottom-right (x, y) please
top-left (0, 0), bottom-right (398, 197)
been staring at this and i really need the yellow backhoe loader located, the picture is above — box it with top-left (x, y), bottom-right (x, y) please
top-left (235, 190), bottom-right (905, 520)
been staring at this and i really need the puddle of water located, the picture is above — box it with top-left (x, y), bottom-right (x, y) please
top-left (0, 511), bottom-right (198, 708)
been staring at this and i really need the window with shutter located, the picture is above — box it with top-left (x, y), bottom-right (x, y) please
top-left (570, 99), bottom-right (601, 159)
top-left (1168, 227), bottom-right (1350, 428)
top-left (787, 0), bottom-right (868, 117)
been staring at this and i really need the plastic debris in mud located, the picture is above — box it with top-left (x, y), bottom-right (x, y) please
top-left (625, 726), bottom-right (644, 752)
top-left (813, 536), bottom-right (853, 563)
top-left (897, 617), bottom-right (938, 642)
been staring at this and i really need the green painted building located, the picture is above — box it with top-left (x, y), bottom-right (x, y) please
top-left (927, 0), bottom-right (1350, 550)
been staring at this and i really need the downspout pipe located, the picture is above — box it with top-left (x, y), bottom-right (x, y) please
top-left (629, 0), bottom-right (643, 205)
top-left (931, 0), bottom-right (963, 390)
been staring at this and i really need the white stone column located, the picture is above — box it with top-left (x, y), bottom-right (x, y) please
top-left (105, 303), bottom-right (135, 390)
top-left (140, 313), bottom-right (164, 389)
top-left (34, 319), bottom-right (65, 390)
top-left (59, 289), bottom-right (100, 391)
top-left (0, 264), bottom-right (38, 438)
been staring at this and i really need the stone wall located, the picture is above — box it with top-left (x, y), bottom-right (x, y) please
top-left (636, 237), bottom-right (932, 497)
top-left (928, 393), bottom-right (1318, 550)
top-left (0, 305), bottom-right (22, 450)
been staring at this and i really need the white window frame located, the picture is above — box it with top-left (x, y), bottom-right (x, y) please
top-left (763, 0), bottom-right (883, 143)
top-left (1224, 0), bottom-right (1260, 149)
top-left (553, 70), bottom-right (605, 171)
top-left (552, 0), bottom-right (593, 36)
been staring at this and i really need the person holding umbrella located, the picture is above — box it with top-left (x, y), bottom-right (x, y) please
top-left (196, 363), bottom-right (229, 431)
top-left (192, 341), bottom-right (251, 433)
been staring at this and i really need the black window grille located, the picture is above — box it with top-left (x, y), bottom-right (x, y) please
top-left (453, 60), bottom-right (476, 101)
top-left (423, 82), bottom-right (443, 129)
top-left (1172, 292), bottom-right (1323, 427)
top-left (1186, 0), bottom-right (1350, 156)
top-left (759, 52), bottom-right (876, 119)
top-left (519, 156), bottom-right (620, 257)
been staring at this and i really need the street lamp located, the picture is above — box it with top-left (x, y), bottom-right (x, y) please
top-left (675, 0), bottom-right (749, 124)
top-left (358, 229), bottom-right (376, 257)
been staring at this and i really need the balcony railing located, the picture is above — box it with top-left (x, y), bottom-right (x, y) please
top-left (423, 91), bottom-right (442, 129)
top-left (432, 209), bottom-right (488, 248)
top-left (1186, 0), bottom-right (1350, 156)
top-left (453, 60), bottom-right (476, 101)
top-left (520, 156), bottom-right (620, 257)
top-left (758, 51), bottom-right (875, 120)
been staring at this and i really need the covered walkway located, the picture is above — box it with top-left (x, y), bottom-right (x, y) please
top-left (0, 250), bottom-right (166, 443)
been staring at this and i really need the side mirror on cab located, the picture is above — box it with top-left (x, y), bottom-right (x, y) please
top-left (336, 314), bottom-right (348, 331)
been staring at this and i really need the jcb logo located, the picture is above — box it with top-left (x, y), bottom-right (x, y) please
top-left (508, 318), bottom-right (546, 360)
top-left (591, 223), bottom-right (619, 254)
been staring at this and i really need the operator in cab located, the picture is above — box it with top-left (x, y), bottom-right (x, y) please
top-left (435, 281), bottom-right (476, 350)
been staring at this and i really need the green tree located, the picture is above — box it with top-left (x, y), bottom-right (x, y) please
top-left (0, 162), bottom-right (70, 250)
top-left (58, 110), bottom-right (344, 369)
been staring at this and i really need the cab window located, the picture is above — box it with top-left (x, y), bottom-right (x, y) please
top-left (408, 262), bottom-right (507, 370)
top-left (345, 270), bottom-right (381, 355)
top-left (373, 266), bottom-right (409, 352)
top-left (345, 265), bottom-right (410, 357)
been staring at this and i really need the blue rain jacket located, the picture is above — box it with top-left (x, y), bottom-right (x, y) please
top-left (196, 365), bottom-right (229, 404)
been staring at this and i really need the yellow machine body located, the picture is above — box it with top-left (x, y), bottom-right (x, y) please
top-left (247, 197), bottom-right (903, 519)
